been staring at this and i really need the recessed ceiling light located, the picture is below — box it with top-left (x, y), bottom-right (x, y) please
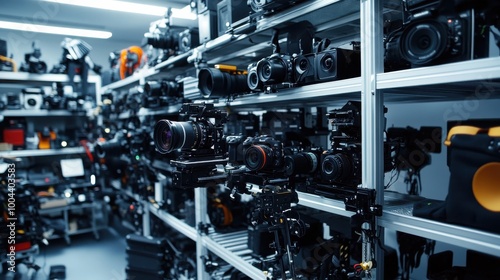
top-left (0, 20), bottom-right (112, 39)
top-left (43, 0), bottom-right (197, 19)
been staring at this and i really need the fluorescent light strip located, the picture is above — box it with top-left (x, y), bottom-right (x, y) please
top-left (44, 0), bottom-right (197, 19)
top-left (0, 20), bottom-right (112, 39)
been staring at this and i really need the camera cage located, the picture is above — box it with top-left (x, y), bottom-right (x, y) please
top-left (159, 103), bottom-right (229, 189)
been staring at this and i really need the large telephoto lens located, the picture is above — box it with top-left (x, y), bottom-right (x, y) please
top-left (154, 120), bottom-right (211, 154)
top-left (284, 152), bottom-right (319, 176)
top-left (244, 145), bottom-right (274, 172)
top-left (198, 68), bottom-right (249, 99)
top-left (256, 57), bottom-right (288, 84)
top-left (321, 153), bottom-right (353, 182)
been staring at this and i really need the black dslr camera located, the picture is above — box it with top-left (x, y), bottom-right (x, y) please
top-left (243, 135), bottom-right (284, 173)
top-left (144, 15), bottom-right (199, 65)
top-left (318, 101), bottom-right (363, 187)
top-left (384, 0), bottom-right (490, 71)
top-left (154, 103), bottom-right (227, 188)
top-left (293, 40), bottom-right (361, 86)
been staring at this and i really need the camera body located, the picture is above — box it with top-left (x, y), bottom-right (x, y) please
top-left (22, 88), bottom-right (44, 110)
top-left (255, 53), bottom-right (294, 89)
top-left (178, 29), bottom-right (200, 53)
top-left (319, 141), bottom-right (361, 187)
top-left (243, 135), bottom-right (284, 173)
top-left (318, 101), bottom-right (364, 187)
top-left (142, 80), bottom-right (183, 108)
top-left (384, 0), bottom-right (489, 70)
top-left (294, 47), bottom-right (361, 85)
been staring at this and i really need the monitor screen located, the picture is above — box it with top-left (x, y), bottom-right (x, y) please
top-left (60, 158), bottom-right (85, 178)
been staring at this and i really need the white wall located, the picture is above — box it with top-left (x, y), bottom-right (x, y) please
top-left (0, 29), bottom-right (140, 72)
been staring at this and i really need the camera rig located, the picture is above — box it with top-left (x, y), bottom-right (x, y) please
top-left (154, 103), bottom-right (228, 188)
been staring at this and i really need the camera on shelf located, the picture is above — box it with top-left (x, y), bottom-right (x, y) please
top-left (43, 83), bottom-right (73, 110)
top-left (317, 101), bottom-right (392, 188)
top-left (22, 87), bottom-right (45, 110)
top-left (384, 0), bottom-right (490, 71)
top-left (144, 14), bottom-right (199, 64)
top-left (243, 135), bottom-right (284, 173)
top-left (95, 129), bottom-right (131, 160)
top-left (284, 147), bottom-right (323, 177)
top-left (198, 65), bottom-right (250, 99)
top-left (387, 125), bottom-right (442, 173)
top-left (19, 41), bottom-right (47, 74)
top-left (293, 40), bottom-right (361, 86)
top-left (255, 53), bottom-right (294, 89)
top-left (319, 101), bottom-right (364, 187)
top-left (142, 80), bottom-right (183, 108)
top-left (153, 103), bottom-right (227, 188)
top-left (95, 127), bottom-right (152, 161)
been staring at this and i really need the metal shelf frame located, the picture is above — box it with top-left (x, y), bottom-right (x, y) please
top-left (148, 203), bottom-right (197, 241)
top-left (379, 209), bottom-right (500, 258)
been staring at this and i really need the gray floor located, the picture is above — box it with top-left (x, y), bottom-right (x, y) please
top-left (1, 228), bottom-right (128, 280)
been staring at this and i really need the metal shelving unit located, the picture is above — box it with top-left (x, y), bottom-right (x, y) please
top-left (99, 0), bottom-right (500, 278)
top-left (39, 202), bottom-right (105, 244)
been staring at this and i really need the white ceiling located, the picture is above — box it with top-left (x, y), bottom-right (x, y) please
top-left (0, 0), bottom-right (192, 44)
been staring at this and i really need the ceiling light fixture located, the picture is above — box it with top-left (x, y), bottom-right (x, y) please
top-left (0, 20), bottom-right (112, 39)
top-left (43, 0), bottom-right (197, 20)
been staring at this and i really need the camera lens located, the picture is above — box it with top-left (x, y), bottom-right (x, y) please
top-left (146, 33), bottom-right (176, 50)
top-left (244, 145), bottom-right (274, 171)
top-left (27, 98), bottom-right (37, 107)
top-left (154, 120), bottom-right (209, 153)
top-left (95, 141), bottom-right (124, 159)
top-left (299, 59), bottom-right (308, 71)
top-left (400, 21), bottom-right (447, 65)
top-left (285, 152), bottom-right (318, 176)
top-left (247, 67), bottom-right (261, 91)
top-left (144, 81), bottom-right (181, 98)
top-left (320, 54), bottom-right (335, 72)
top-left (198, 68), bottom-right (249, 99)
top-left (257, 57), bottom-right (287, 84)
top-left (322, 153), bottom-right (352, 181)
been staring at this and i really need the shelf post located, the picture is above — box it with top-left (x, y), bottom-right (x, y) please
top-left (360, 0), bottom-right (384, 278)
top-left (195, 187), bottom-right (210, 280)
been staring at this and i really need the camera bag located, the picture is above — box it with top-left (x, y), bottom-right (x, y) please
top-left (444, 126), bottom-right (500, 233)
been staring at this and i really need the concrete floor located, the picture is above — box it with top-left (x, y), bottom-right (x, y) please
top-left (1, 227), bottom-right (128, 280)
